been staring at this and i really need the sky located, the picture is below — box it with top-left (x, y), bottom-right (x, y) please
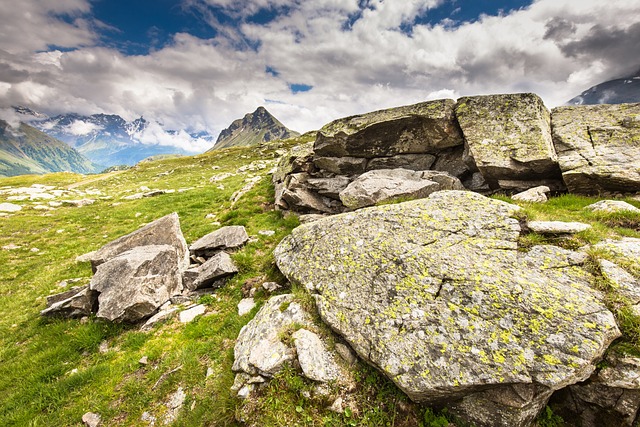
top-left (0, 0), bottom-right (639, 152)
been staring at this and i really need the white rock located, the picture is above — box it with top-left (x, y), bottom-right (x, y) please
top-left (139, 356), bottom-right (149, 365)
top-left (237, 298), bottom-right (256, 316)
top-left (82, 412), bottom-right (101, 427)
top-left (527, 220), bottom-right (591, 234)
top-left (292, 329), bottom-right (340, 382)
top-left (179, 304), bottom-right (206, 323)
top-left (0, 203), bottom-right (21, 212)
top-left (512, 186), bottom-right (550, 203)
top-left (258, 230), bottom-right (276, 236)
top-left (584, 200), bottom-right (640, 214)
top-left (2, 243), bottom-right (21, 250)
top-left (262, 282), bottom-right (282, 293)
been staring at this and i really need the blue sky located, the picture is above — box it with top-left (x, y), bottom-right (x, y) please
top-left (0, 0), bottom-right (639, 151)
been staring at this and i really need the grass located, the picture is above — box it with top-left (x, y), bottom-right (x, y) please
top-left (1, 141), bottom-right (639, 426)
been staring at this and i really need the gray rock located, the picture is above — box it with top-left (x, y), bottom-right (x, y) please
top-left (179, 304), bottom-right (206, 323)
top-left (89, 213), bottom-right (189, 273)
top-left (233, 294), bottom-right (311, 377)
top-left (189, 226), bottom-right (249, 257)
top-left (313, 156), bottom-right (367, 175)
top-left (238, 298), bottom-right (256, 316)
top-left (367, 154), bottom-right (436, 171)
top-left (76, 251), bottom-right (96, 263)
top-left (432, 147), bottom-right (470, 179)
top-left (0, 202), bottom-right (21, 212)
top-left (272, 142), bottom-right (315, 184)
top-left (40, 285), bottom-right (98, 319)
top-left (497, 179), bottom-right (566, 193)
top-left (335, 343), bottom-right (357, 366)
top-left (512, 186), bottom-right (550, 203)
top-left (61, 199), bottom-right (95, 207)
top-left (455, 93), bottom-right (561, 187)
top-left (598, 259), bottom-right (640, 303)
top-left (187, 251), bottom-right (238, 290)
top-left (593, 238), bottom-right (640, 268)
top-left (275, 190), bottom-right (619, 426)
top-left (90, 245), bottom-right (183, 323)
top-left (527, 220), bottom-right (591, 234)
top-left (584, 200), bottom-right (640, 214)
top-left (164, 387), bottom-right (186, 425)
top-left (280, 186), bottom-right (336, 214)
top-left (315, 99), bottom-right (463, 158)
top-left (292, 329), bottom-right (340, 382)
top-left (339, 168), bottom-right (464, 209)
top-left (82, 412), bottom-right (101, 427)
top-left (262, 282), bottom-right (282, 293)
top-left (552, 103), bottom-right (640, 193)
top-left (140, 305), bottom-right (179, 331)
top-left (306, 176), bottom-right (351, 200)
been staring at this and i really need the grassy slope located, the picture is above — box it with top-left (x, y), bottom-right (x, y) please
top-left (0, 121), bottom-right (101, 177)
top-left (0, 136), bottom-right (638, 426)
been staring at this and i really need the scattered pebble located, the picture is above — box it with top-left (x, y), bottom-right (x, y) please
top-left (179, 304), bottom-right (206, 323)
top-left (30, 248), bottom-right (40, 253)
top-left (237, 298), bottom-right (256, 316)
top-left (139, 356), bottom-right (149, 365)
top-left (258, 230), bottom-right (275, 236)
top-left (2, 243), bottom-right (21, 250)
top-left (82, 412), bottom-right (101, 427)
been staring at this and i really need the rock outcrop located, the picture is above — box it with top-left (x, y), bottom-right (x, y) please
top-left (40, 285), bottom-right (98, 318)
top-left (189, 225), bottom-right (249, 258)
top-left (552, 103), bottom-right (640, 193)
top-left (275, 191), bottom-right (620, 426)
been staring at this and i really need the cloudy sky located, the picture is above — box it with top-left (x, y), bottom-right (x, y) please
top-left (0, 0), bottom-right (639, 152)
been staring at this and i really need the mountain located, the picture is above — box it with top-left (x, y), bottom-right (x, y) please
top-left (567, 69), bottom-right (640, 105)
top-left (18, 109), bottom-right (214, 167)
top-left (0, 120), bottom-right (101, 177)
top-left (211, 106), bottom-right (299, 150)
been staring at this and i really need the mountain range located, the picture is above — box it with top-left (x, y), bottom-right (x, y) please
top-left (567, 69), bottom-right (640, 105)
top-left (0, 120), bottom-right (100, 177)
top-left (16, 107), bottom-right (214, 167)
top-left (211, 106), bottom-right (299, 150)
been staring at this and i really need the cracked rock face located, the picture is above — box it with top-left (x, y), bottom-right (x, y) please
top-left (552, 103), bottom-right (640, 194)
top-left (275, 190), bottom-right (620, 427)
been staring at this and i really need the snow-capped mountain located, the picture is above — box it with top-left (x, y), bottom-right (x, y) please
top-left (16, 108), bottom-right (215, 167)
top-left (567, 69), bottom-right (640, 105)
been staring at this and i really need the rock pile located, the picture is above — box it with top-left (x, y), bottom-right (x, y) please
top-left (273, 95), bottom-right (640, 214)
top-left (41, 214), bottom-right (246, 324)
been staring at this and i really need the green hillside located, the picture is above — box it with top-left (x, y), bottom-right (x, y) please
top-left (0, 121), bottom-right (102, 177)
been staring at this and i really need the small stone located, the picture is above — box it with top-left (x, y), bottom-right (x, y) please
top-left (206, 367), bottom-right (214, 378)
top-left (2, 243), bottom-right (21, 250)
top-left (237, 384), bottom-right (254, 399)
top-left (139, 356), bottom-right (149, 365)
top-left (262, 282), bottom-right (282, 293)
top-left (258, 230), bottom-right (276, 236)
top-left (0, 202), bottom-right (22, 212)
top-left (292, 329), bottom-right (340, 382)
top-left (76, 251), bottom-right (96, 263)
top-left (123, 193), bottom-right (144, 200)
top-left (135, 212), bottom-right (142, 217)
top-left (179, 304), bottom-right (206, 323)
top-left (82, 412), bottom-right (101, 427)
top-left (237, 298), bottom-right (256, 316)
top-left (205, 213), bottom-right (216, 219)
top-left (329, 397), bottom-right (344, 413)
top-left (141, 411), bottom-right (156, 425)
top-left (584, 200), bottom-right (640, 214)
top-left (335, 343), bottom-right (357, 366)
top-left (512, 186), bottom-right (550, 203)
top-left (99, 341), bottom-right (109, 353)
top-left (30, 247), bottom-right (40, 253)
top-left (527, 220), bottom-right (591, 234)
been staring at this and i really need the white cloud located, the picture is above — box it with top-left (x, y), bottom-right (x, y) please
top-left (133, 121), bottom-right (213, 152)
top-left (66, 120), bottom-right (103, 136)
top-left (0, 0), bottom-right (639, 153)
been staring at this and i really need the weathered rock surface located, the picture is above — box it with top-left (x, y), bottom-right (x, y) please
top-left (550, 348), bottom-right (640, 427)
top-left (598, 259), bottom-right (640, 303)
top-left (584, 200), bottom-right (640, 214)
top-left (40, 285), bottom-right (98, 318)
top-left (338, 169), bottom-right (464, 209)
top-left (593, 238), bottom-right (640, 268)
top-left (185, 251), bottom-right (238, 291)
top-left (306, 176), bottom-right (351, 200)
top-left (455, 93), bottom-right (562, 189)
top-left (552, 103), bottom-right (640, 193)
top-left (189, 226), bottom-right (249, 257)
top-left (527, 220), bottom-right (591, 234)
top-left (238, 298), bottom-right (256, 316)
top-left (233, 294), bottom-right (311, 378)
top-left (313, 156), bottom-right (367, 175)
top-left (90, 245), bottom-right (183, 322)
top-left (275, 191), bottom-right (620, 426)
top-left (89, 213), bottom-right (189, 272)
top-left (314, 99), bottom-right (463, 158)
top-left (0, 202), bottom-right (22, 212)
top-left (292, 329), bottom-right (340, 382)
top-left (179, 304), bottom-right (205, 323)
top-left (512, 186), bottom-right (550, 203)
top-left (367, 153), bottom-right (436, 171)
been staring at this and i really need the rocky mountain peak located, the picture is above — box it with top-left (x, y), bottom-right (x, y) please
top-left (211, 106), bottom-right (300, 151)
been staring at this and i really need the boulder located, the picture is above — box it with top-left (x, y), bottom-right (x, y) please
top-left (40, 285), bottom-right (98, 318)
top-left (455, 93), bottom-right (562, 189)
top-left (313, 156), bottom-right (367, 175)
top-left (306, 176), bottom-right (351, 200)
top-left (584, 200), bottom-right (640, 214)
top-left (89, 213), bottom-right (189, 273)
top-left (512, 186), bottom-right (550, 203)
top-left (432, 147), bottom-right (471, 179)
top-left (550, 348), bottom-right (640, 427)
top-left (238, 298), bottom-right (256, 316)
top-left (189, 225), bottom-right (249, 258)
top-left (598, 259), bottom-right (640, 304)
top-left (338, 169), bottom-right (464, 209)
top-left (185, 251), bottom-right (238, 291)
top-left (292, 329), bottom-right (340, 382)
top-left (275, 191), bottom-right (619, 427)
top-left (527, 220), bottom-right (591, 234)
top-left (233, 294), bottom-right (311, 377)
top-left (552, 103), bottom-right (640, 193)
top-left (272, 142), bottom-right (315, 184)
top-left (592, 238), bottom-right (640, 268)
top-left (367, 154), bottom-right (436, 171)
top-left (179, 304), bottom-right (206, 323)
top-left (90, 245), bottom-right (183, 323)
top-left (314, 99), bottom-right (463, 158)
top-left (280, 186), bottom-right (337, 214)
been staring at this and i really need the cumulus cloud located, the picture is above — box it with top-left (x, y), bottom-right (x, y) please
top-left (0, 0), bottom-right (639, 152)
top-left (66, 120), bottom-right (103, 136)
top-left (133, 121), bottom-right (213, 152)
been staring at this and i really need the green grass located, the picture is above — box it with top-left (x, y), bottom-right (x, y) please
top-left (1, 143), bottom-right (639, 426)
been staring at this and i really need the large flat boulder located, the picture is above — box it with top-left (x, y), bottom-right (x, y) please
top-left (314, 99), bottom-right (463, 158)
top-left (275, 191), bottom-right (619, 427)
top-left (189, 225), bottom-right (249, 258)
top-left (90, 244), bottom-right (183, 322)
top-left (338, 169), bottom-right (464, 209)
top-left (552, 103), bottom-right (640, 193)
top-left (455, 93), bottom-right (562, 189)
top-left (89, 213), bottom-right (189, 273)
